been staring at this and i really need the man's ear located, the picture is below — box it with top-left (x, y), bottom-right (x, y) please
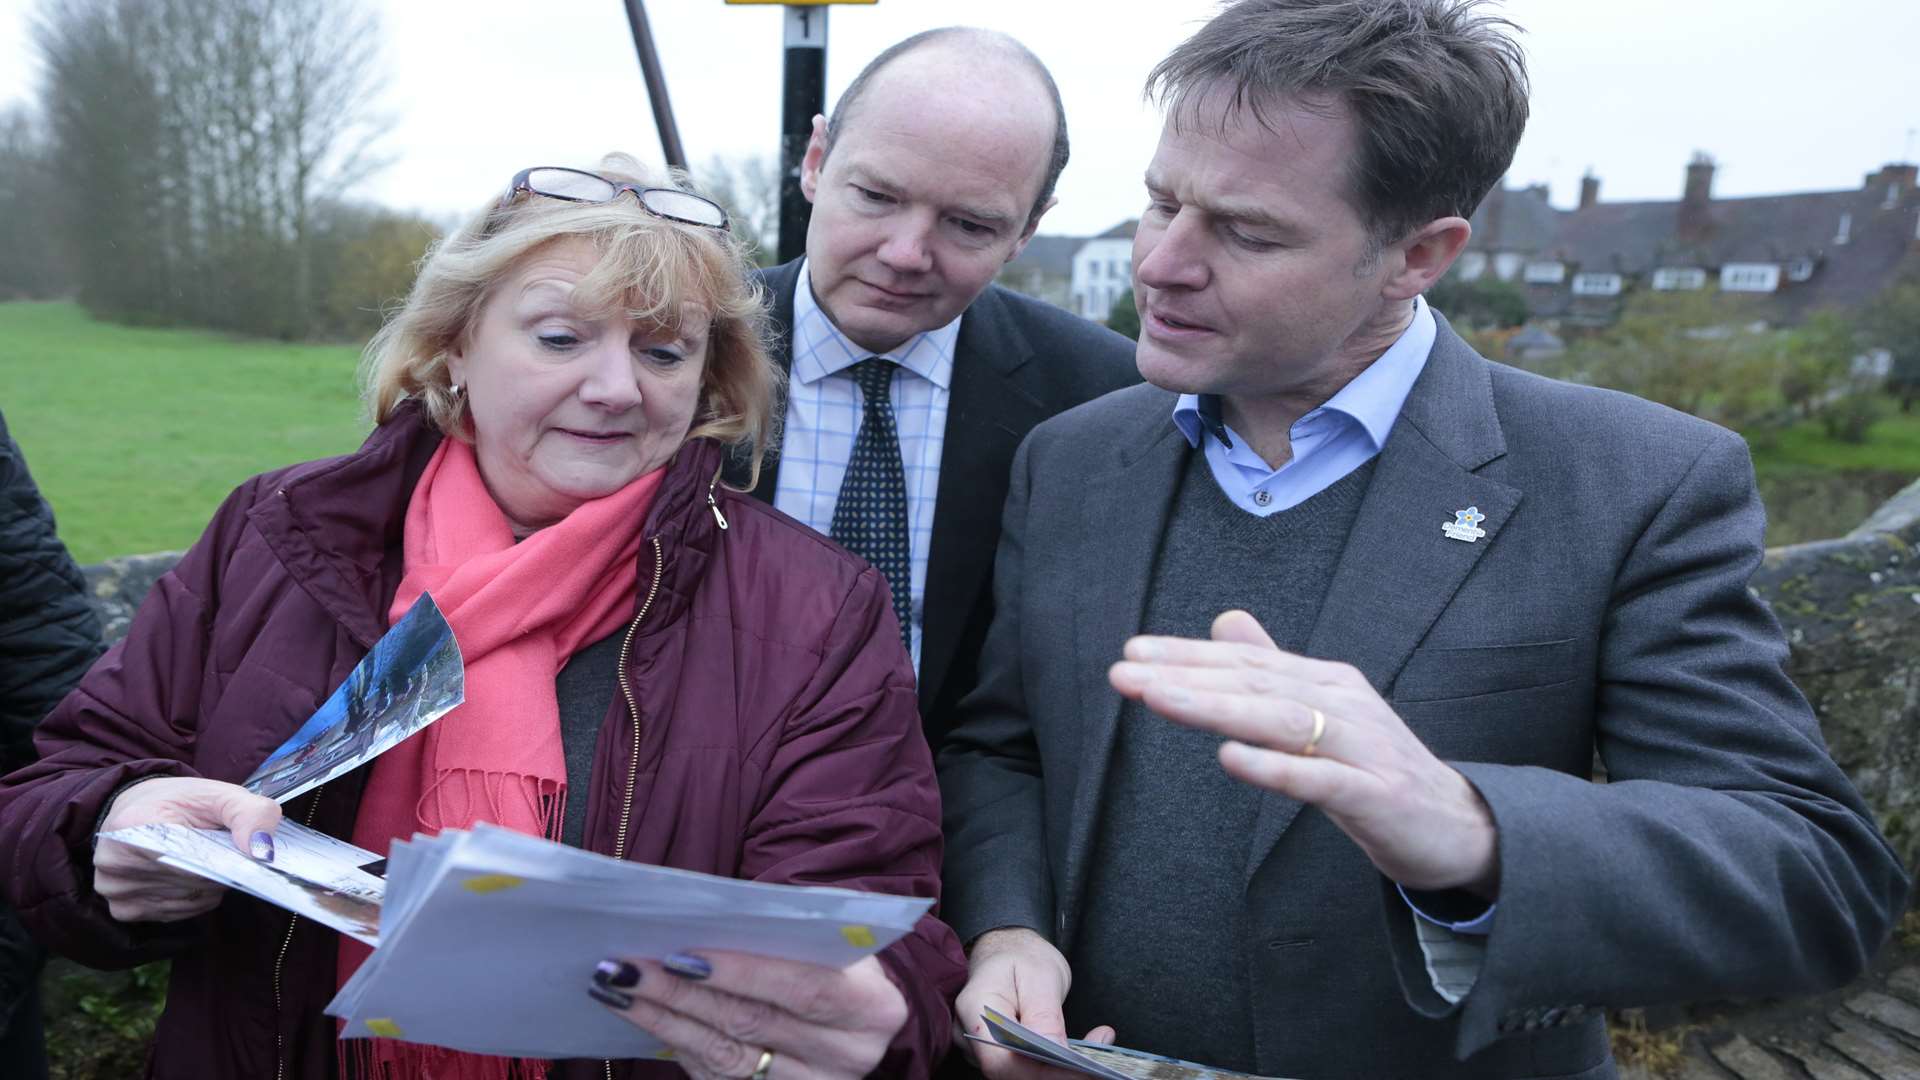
top-left (798, 115), bottom-right (830, 204)
top-left (1005, 196), bottom-right (1057, 264)
top-left (1383, 217), bottom-right (1471, 301)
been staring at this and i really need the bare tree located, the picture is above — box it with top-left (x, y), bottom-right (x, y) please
top-left (267, 0), bottom-right (391, 337)
top-left (32, 0), bottom-right (172, 320)
top-left (695, 153), bottom-right (781, 266)
top-left (31, 0), bottom-right (390, 338)
top-left (0, 105), bottom-right (70, 299)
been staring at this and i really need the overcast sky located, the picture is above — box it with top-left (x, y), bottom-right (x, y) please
top-left (2, 1), bottom-right (1916, 237)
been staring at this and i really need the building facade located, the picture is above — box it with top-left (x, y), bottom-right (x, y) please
top-left (1454, 156), bottom-right (1920, 327)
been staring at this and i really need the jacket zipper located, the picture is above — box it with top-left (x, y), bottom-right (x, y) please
top-left (274, 787), bottom-right (327, 1080)
top-left (612, 536), bottom-right (665, 862)
top-left (607, 536), bottom-right (665, 1080)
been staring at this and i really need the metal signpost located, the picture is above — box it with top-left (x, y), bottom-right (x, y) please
top-left (623, 0), bottom-right (688, 170)
top-left (726, 0), bottom-right (877, 263)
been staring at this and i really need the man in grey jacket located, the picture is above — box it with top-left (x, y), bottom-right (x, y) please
top-left (937, 3), bottom-right (1910, 1078)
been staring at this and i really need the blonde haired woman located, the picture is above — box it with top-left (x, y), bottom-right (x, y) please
top-left (0, 159), bottom-right (964, 1080)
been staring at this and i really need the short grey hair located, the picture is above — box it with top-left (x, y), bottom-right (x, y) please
top-left (824, 27), bottom-right (1068, 233)
top-left (1147, 0), bottom-right (1529, 252)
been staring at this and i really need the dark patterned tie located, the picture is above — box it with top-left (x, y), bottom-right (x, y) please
top-left (829, 358), bottom-right (913, 651)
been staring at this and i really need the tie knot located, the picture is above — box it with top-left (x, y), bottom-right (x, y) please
top-left (850, 357), bottom-right (895, 401)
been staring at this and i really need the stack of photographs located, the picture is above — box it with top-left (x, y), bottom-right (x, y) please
top-left (969, 1006), bottom-right (1292, 1080)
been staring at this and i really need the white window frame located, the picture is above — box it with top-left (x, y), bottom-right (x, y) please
top-left (1454, 252), bottom-right (1488, 281)
top-left (1522, 261), bottom-right (1566, 285)
top-left (1651, 267), bottom-right (1706, 291)
top-left (1835, 212), bottom-right (1853, 245)
top-left (1720, 263), bottom-right (1781, 293)
top-left (1571, 272), bottom-right (1622, 297)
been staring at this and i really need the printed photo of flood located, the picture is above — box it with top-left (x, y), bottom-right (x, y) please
top-left (245, 592), bottom-right (464, 803)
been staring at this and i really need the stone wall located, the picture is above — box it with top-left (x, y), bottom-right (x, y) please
top-left (79, 552), bottom-right (182, 646)
top-left (1753, 476), bottom-right (1920, 870)
top-left (75, 478), bottom-right (1920, 870)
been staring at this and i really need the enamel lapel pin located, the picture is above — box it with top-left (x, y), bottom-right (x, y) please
top-left (1443, 506), bottom-right (1488, 543)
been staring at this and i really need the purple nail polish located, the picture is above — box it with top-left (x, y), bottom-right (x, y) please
top-left (587, 983), bottom-right (633, 1010)
top-left (249, 831), bottom-right (275, 862)
top-left (594, 959), bottom-right (641, 989)
top-left (663, 953), bottom-right (711, 980)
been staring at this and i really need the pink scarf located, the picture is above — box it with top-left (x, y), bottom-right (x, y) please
top-left (339, 437), bottom-right (664, 1080)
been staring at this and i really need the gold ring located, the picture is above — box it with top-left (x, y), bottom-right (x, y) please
top-left (1302, 707), bottom-right (1327, 756)
top-left (750, 1049), bottom-right (775, 1080)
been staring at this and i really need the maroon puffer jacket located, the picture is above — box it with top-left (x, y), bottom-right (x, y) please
top-left (0, 406), bottom-right (966, 1079)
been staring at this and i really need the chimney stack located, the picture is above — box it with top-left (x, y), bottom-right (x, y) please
top-left (1867, 163), bottom-right (1919, 209)
top-left (1579, 171), bottom-right (1601, 210)
top-left (1866, 163), bottom-right (1919, 190)
top-left (1678, 152), bottom-right (1716, 244)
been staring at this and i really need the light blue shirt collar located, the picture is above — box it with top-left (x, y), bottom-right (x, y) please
top-left (790, 260), bottom-right (958, 391)
top-left (1172, 295), bottom-right (1435, 455)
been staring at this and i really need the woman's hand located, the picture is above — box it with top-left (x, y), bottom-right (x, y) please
top-left (94, 776), bottom-right (283, 924)
top-left (589, 950), bottom-right (908, 1080)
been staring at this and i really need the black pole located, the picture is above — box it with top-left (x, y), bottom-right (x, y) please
top-left (622, 0), bottom-right (688, 171)
top-left (778, 6), bottom-right (828, 264)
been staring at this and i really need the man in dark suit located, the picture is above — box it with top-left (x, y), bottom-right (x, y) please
top-left (729, 29), bottom-right (1136, 749)
top-left (938, 3), bottom-right (1910, 1078)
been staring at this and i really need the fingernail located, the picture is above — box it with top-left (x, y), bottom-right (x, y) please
top-left (587, 983), bottom-right (633, 1010)
top-left (594, 959), bottom-right (641, 989)
top-left (663, 953), bottom-right (711, 980)
top-left (250, 831), bottom-right (275, 862)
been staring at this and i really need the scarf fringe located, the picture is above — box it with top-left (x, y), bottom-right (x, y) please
top-left (416, 769), bottom-right (567, 841)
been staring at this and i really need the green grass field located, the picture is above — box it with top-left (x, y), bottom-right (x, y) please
top-left (1, 301), bottom-right (371, 564)
top-left (1749, 409), bottom-right (1920, 473)
top-left (3, 300), bottom-right (1918, 561)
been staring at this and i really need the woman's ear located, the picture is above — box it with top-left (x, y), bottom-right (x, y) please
top-left (445, 347), bottom-right (468, 391)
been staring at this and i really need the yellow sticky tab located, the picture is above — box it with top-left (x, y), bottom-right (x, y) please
top-left (840, 924), bottom-right (876, 948)
top-left (654, 1049), bottom-right (677, 1060)
top-left (366, 1018), bottom-right (404, 1038)
top-left (462, 874), bottom-right (524, 894)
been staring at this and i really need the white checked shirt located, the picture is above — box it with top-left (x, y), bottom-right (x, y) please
top-left (773, 261), bottom-right (958, 673)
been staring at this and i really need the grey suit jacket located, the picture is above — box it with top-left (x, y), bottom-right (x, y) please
top-left (937, 316), bottom-right (1909, 1080)
top-left (732, 261), bottom-right (1138, 749)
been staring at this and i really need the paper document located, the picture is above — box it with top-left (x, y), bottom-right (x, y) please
top-left (326, 824), bottom-right (932, 1060)
top-left (244, 592), bottom-right (463, 803)
top-left (104, 818), bottom-right (934, 1061)
top-left (103, 820), bottom-right (386, 945)
top-left (969, 1006), bottom-right (1291, 1080)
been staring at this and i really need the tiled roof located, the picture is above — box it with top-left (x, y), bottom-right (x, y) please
top-left (1470, 185), bottom-right (1560, 253)
top-left (1461, 162), bottom-right (1920, 321)
top-left (1006, 234), bottom-right (1082, 278)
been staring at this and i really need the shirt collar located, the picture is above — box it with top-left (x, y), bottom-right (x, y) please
top-left (790, 260), bottom-right (958, 390)
top-left (1172, 295), bottom-right (1435, 451)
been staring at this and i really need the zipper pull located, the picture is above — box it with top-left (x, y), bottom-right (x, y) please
top-left (708, 487), bottom-right (729, 531)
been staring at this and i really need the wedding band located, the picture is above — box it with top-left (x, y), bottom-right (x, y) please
top-left (1302, 707), bottom-right (1327, 756)
top-left (750, 1049), bottom-right (775, 1080)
